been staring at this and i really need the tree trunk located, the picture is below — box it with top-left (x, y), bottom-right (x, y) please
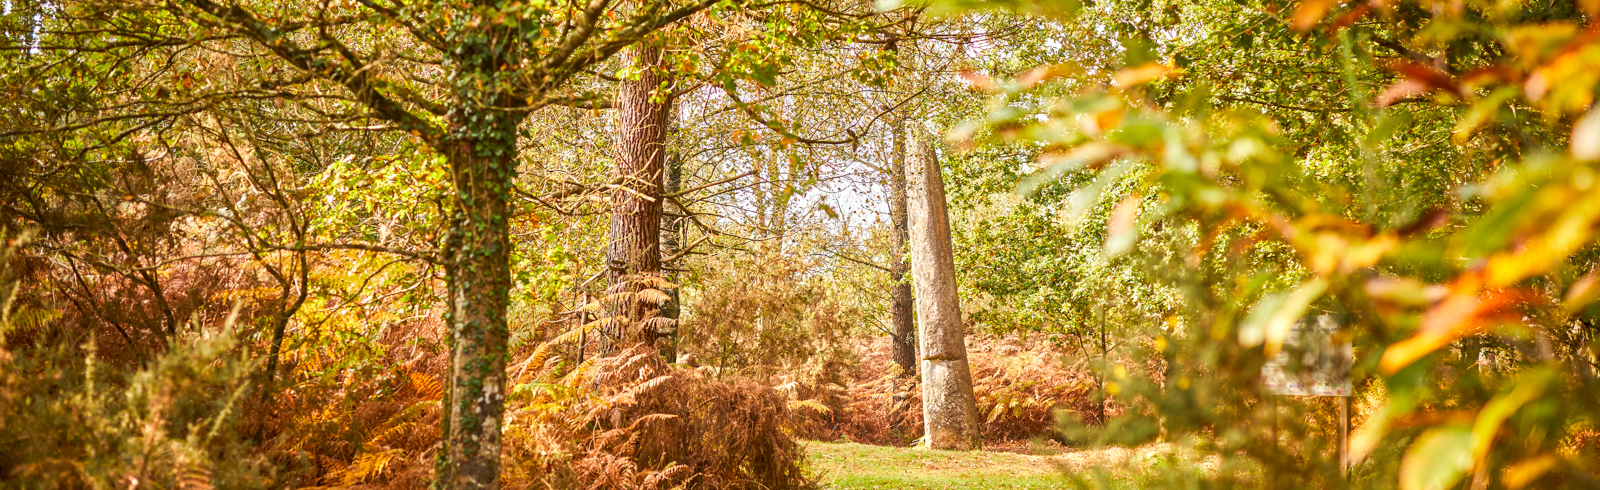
top-left (437, 127), bottom-right (519, 489)
top-left (888, 116), bottom-right (916, 377)
top-left (1097, 307), bottom-right (1108, 424)
top-left (766, 154), bottom-right (789, 252)
top-left (753, 157), bottom-right (769, 235)
top-left (660, 140), bottom-right (684, 362)
top-left (905, 122), bottom-right (981, 451)
top-left (606, 41), bottom-right (671, 352)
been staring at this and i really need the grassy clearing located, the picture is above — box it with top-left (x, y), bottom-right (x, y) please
top-left (804, 440), bottom-right (1204, 489)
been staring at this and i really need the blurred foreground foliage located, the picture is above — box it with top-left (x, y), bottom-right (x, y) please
top-left (944, 0), bottom-right (1600, 487)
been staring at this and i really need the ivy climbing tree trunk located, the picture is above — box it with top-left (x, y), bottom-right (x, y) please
top-left (439, 133), bottom-right (519, 489)
top-left (431, 8), bottom-right (531, 486)
top-left (905, 122), bottom-right (981, 451)
top-left (889, 115), bottom-right (916, 378)
top-left (606, 41), bottom-right (672, 353)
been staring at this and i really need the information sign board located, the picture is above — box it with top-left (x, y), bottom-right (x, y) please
top-left (1262, 315), bottom-right (1352, 397)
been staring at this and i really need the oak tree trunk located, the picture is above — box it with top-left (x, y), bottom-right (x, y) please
top-left (889, 116), bottom-right (916, 377)
top-left (905, 122), bottom-right (981, 451)
top-left (606, 41), bottom-right (671, 352)
top-left (438, 125), bottom-right (519, 489)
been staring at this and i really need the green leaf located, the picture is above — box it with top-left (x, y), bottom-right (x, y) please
top-left (1239, 292), bottom-right (1287, 348)
top-left (1450, 88), bottom-right (1515, 145)
top-left (1400, 425), bottom-right (1473, 490)
top-left (1058, 158), bottom-right (1136, 230)
top-left (1471, 369), bottom-right (1556, 464)
top-left (1016, 142), bottom-right (1119, 196)
top-left (816, 202), bottom-right (838, 219)
top-left (1263, 278), bottom-right (1327, 356)
top-left (1105, 119), bottom-right (1164, 147)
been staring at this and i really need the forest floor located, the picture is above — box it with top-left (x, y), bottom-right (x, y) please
top-left (804, 440), bottom-right (1205, 489)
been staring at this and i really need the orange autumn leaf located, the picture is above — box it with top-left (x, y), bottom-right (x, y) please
top-left (958, 70), bottom-right (998, 91)
top-left (1378, 61), bottom-right (1463, 106)
top-left (1292, 0), bottom-right (1340, 31)
top-left (1015, 63), bottom-right (1084, 88)
top-left (1379, 286), bottom-right (1528, 374)
top-left (1108, 194), bottom-right (1142, 238)
top-left (1113, 62), bottom-right (1174, 87)
top-left (1326, 4), bottom-right (1371, 33)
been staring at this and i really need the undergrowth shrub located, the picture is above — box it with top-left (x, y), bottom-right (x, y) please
top-left (265, 353), bottom-right (446, 488)
top-left (682, 251), bottom-right (856, 382)
top-left (0, 232), bottom-right (447, 489)
top-left (0, 324), bottom-right (276, 488)
top-left (788, 336), bottom-right (1111, 446)
top-left (504, 346), bottom-right (810, 489)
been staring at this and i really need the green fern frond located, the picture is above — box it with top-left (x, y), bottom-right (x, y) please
top-left (787, 399), bottom-right (833, 416)
top-left (2, 304), bottom-right (60, 334)
top-left (333, 447), bottom-right (405, 485)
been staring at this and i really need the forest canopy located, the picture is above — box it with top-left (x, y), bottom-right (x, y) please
top-left (2, 0), bottom-right (1598, 488)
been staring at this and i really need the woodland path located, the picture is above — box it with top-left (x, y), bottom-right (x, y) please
top-left (805, 440), bottom-right (1200, 489)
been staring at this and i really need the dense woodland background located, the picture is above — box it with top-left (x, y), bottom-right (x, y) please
top-left (2, 0), bottom-right (1599, 488)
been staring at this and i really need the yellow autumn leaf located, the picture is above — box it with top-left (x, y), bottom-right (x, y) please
top-left (1112, 62), bottom-right (1173, 87)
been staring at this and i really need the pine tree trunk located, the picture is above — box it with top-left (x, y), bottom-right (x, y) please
top-left (889, 116), bottom-right (916, 377)
top-left (606, 41), bottom-right (671, 352)
top-left (905, 122), bottom-right (981, 451)
top-left (438, 127), bottom-right (519, 489)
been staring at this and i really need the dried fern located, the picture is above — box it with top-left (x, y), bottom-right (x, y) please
top-left (502, 345), bottom-right (809, 490)
top-left (786, 399), bottom-right (834, 416)
top-left (329, 447), bottom-right (406, 485)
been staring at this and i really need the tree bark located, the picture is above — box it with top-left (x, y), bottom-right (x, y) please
top-left (905, 122), bottom-right (981, 451)
top-left (766, 154), bottom-right (789, 252)
top-left (660, 146), bottom-right (684, 362)
top-left (753, 158), bottom-right (769, 236)
top-left (888, 116), bottom-right (916, 377)
top-left (438, 126), bottom-right (519, 489)
top-left (606, 41), bottom-right (671, 352)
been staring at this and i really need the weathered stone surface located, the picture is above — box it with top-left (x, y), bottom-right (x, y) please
top-left (905, 122), bottom-right (981, 451)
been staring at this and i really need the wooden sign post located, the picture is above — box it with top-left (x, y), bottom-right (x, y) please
top-left (1262, 315), bottom-right (1354, 478)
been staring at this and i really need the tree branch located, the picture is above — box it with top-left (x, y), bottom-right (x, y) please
top-left (182, 0), bottom-right (444, 144)
top-left (821, 246), bottom-right (891, 273)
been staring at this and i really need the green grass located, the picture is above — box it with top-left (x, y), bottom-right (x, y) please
top-left (800, 438), bottom-right (1209, 486)
top-left (803, 440), bottom-right (1213, 489)
top-left (804, 441), bottom-right (1063, 489)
